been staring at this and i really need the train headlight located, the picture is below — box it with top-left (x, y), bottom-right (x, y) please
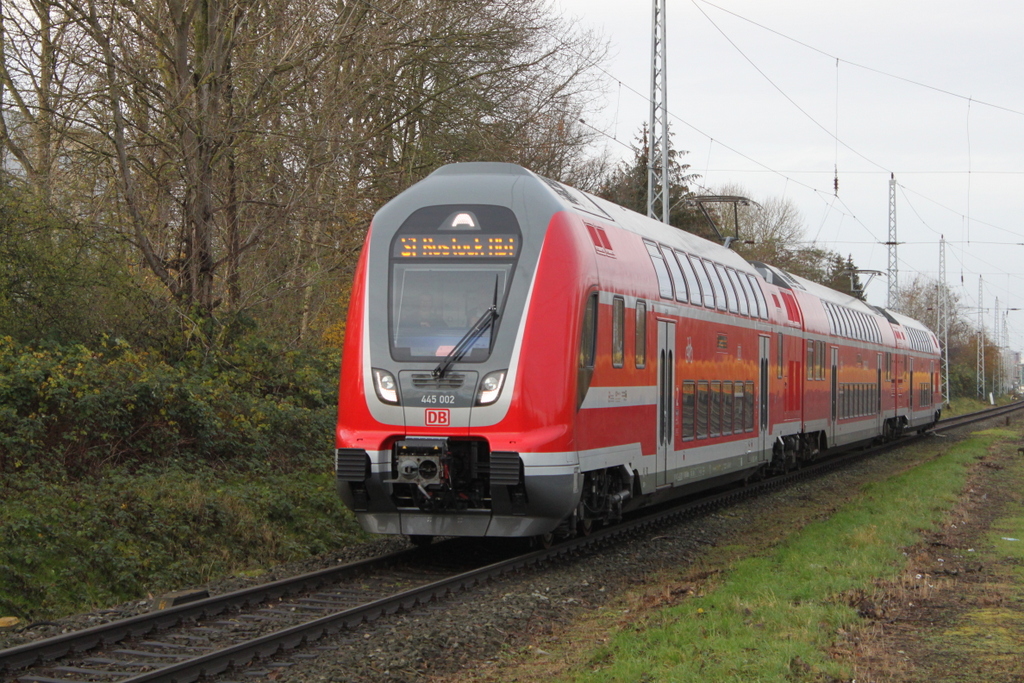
top-left (476, 370), bottom-right (507, 405)
top-left (372, 368), bottom-right (399, 405)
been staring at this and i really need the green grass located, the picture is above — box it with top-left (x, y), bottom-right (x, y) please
top-left (0, 464), bottom-right (368, 619)
top-left (569, 429), bottom-right (1012, 683)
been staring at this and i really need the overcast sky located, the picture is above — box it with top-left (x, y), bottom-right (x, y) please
top-left (552, 0), bottom-right (1024, 351)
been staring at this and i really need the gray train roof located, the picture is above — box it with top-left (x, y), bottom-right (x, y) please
top-left (883, 308), bottom-right (934, 334)
top-left (418, 164), bottom-right (934, 336)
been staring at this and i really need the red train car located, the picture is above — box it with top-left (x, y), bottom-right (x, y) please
top-left (334, 163), bottom-right (941, 544)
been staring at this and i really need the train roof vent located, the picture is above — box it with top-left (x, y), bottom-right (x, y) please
top-left (586, 224), bottom-right (615, 257)
top-left (780, 291), bottom-right (802, 324)
top-left (411, 373), bottom-right (466, 390)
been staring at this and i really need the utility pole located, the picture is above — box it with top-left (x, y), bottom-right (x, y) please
top-left (1003, 312), bottom-right (1011, 394)
top-left (994, 297), bottom-right (1001, 396)
top-left (886, 174), bottom-right (898, 309)
top-left (978, 277), bottom-right (985, 400)
top-left (939, 236), bottom-right (950, 403)
top-left (647, 0), bottom-right (669, 224)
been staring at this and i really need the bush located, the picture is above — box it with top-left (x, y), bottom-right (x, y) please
top-left (0, 466), bottom-right (366, 618)
top-left (0, 335), bottom-right (338, 477)
top-left (0, 334), bottom-right (356, 620)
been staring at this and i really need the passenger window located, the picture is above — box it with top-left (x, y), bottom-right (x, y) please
top-left (660, 245), bottom-right (688, 303)
top-left (675, 251), bottom-right (703, 306)
top-left (713, 263), bottom-right (737, 313)
top-left (612, 296), bottom-right (624, 368)
top-left (723, 381), bottom-right (734, 434)
top-left (734, 382), bottom-right (746, 434)
top-left (837, 307), bottom-right (849, 337)
top-left (635, 300), bottom-right (647, 368)
top-left (727, 269), bottom-right (749, 316)
top-left (736, 272), bottom-right (756, 317)
top-left (746, 274), bottom-right (768, 319)
top-left (644, 240), bottom-right (674, 299)
top-left (777, 332), bottom-right (784, 379)
top-left (744, 381), bottom-right (754, 431)
top-left (710, 381), bottom-right (722, 436)
top-left (580, 293), bottom-right (597, 368)
top-left (576, 292), bottom-right (598, 409)
top-left (681, 381), bottom-right (695, 440)
top-left (697, 381), bottom-right (710, 439)
top-left (689, 255), bottom-right (716, 308)
top-left (700, 259), bottom-right (726, 311)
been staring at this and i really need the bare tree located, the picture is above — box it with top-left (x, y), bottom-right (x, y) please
top-left (0, 0), bottom-right (90, 200)
top-left (2, 0), bottom-right (609, 344)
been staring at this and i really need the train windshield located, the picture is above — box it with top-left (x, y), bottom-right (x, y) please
top-left (390, 264), bottom-right (511, 361)
top-left (388, 204), bottom-right (521, 362)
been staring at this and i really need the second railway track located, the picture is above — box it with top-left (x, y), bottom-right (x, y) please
top-left (3, 401), bottom-right (1022, 683)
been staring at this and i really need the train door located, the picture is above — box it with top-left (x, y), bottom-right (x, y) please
top-left (877, 352), bottom-right (884, 434)
top-left (656, 320), bottom-right (675, 487)
top-left (758, 335), bottom-right (770, 457)
top-left (908, 357), bottom-right (915, 412)
top-left (830, 346), bottom-right (838, 444)
top-left (895, 354), bottom-right (904, 413)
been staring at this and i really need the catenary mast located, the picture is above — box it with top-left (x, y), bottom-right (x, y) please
top-left (939, 236), bottom-right (950, 403)
top-left (886, 174), bottom-right (898, 309)
top-left (647, 0), bottom-right (669, 224)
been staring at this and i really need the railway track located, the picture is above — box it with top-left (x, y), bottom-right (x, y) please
top-left (3, 401), bottom-right (1021, 683)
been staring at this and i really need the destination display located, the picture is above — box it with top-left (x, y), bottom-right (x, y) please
top-left (394, 235), bottom-right (519, 258)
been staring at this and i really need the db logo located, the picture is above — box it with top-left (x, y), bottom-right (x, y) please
top-left (425, 409), bottom-right (450, 427)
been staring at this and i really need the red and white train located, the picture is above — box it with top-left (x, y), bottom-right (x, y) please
top-left (335, 162), bottom-right (942, 543)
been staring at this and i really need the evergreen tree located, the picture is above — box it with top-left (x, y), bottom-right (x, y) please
top-left (596, 125), bottom-right (709, 238)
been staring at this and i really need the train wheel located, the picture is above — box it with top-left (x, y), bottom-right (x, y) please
top-left (536, 532), bottom-right (555, 549)
top-left (409, 534), bottom-right (434, 548)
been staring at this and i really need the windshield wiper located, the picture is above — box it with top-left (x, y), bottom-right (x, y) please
top-left (433, 306), bottom-right (499, 379)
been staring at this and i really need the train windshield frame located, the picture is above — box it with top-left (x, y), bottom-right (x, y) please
top-left (387, 204), bottom-right (522, 362)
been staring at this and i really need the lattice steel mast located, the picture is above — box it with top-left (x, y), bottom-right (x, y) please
top-left (1003, 312), bottom-right (1011, 395)
top-left (994, 297), bottom-right (1001, 396)
top-left (939, 236), bottom-right (950, 403)
top-left (647, 0), bottom-right (669, 224)
top-left (886, 174), bottom-right (898, 309)
top-left (978, 277), bottom-right (986, 400)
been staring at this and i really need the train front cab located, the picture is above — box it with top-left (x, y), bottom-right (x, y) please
top-left (336, 165), bottom-right (597, 539)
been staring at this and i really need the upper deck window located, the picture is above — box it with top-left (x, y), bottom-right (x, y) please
top-left (661, 245), bottom-right (689, 303)
top-left (726, 269), bottom-right (749, 316)
top-left (699, 258), bottom-right (727, 311)
top-left (644, 240), bottom-right (674, 299)
top-left (745, 274), bottom-right (769, 319)
top-left (713, 263), bottom-right (738, 314)
top-left (674, 251), bottom-right (703, 306)
top-left (688, 254), bottom-right (716, 308)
